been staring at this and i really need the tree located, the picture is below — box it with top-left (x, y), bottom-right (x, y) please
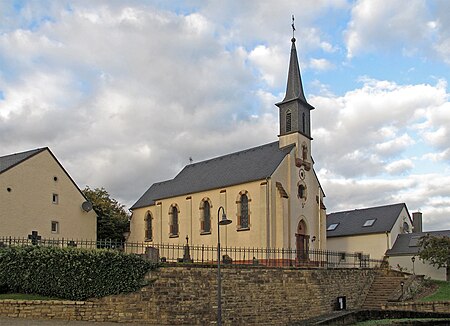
top-left (82, 187), bottom-right (130, 241)
top-left (418, 234), bottom-right (450, 269)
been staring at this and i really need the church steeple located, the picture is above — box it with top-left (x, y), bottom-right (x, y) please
top-left (281, 37), bottom-right (307, 104)
top-left (276, 25), bottom-right (314, 140)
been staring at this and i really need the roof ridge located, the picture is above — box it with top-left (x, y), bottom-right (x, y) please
top-left (0, 147), bottom-right (47, 159)
top-left (184, 141), bottom-right (281, 169)
top-left (328, 202), bottom-right (405, 215)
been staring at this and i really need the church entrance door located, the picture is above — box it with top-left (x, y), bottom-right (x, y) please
top-left (295, 220), bottom-right (309, 263)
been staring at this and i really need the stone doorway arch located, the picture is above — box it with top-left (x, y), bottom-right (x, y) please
top-left (296, 219), bottom-right (310, 262)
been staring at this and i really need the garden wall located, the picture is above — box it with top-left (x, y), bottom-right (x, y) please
top-left (383, 301), bottom-right (450, 314)
top-left (0, 266), bottom-right (377, 325)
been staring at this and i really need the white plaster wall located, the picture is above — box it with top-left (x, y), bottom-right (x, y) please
top-left (388, 255), bottom-right (448, 281)
top-left (327, 233), bottom-right (388, 260)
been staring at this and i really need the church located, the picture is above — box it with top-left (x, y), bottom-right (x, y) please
top-left (128, 35), bottom-right (327, 252)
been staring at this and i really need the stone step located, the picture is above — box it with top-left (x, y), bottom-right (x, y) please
top-left (362, 275), bottom-right (406, 309)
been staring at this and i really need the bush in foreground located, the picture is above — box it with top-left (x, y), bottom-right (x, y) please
top-left (0, 246), bottom-right (156, 300)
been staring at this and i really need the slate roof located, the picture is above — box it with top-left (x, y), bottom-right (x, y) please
top-left (131, 141), bottom-right (294, 209)
top-left (326, 203), bottom-right (409, 238)
top-left (0, 147), bottom-right (92, 205)
top-left (386, 230), bottom-right (450, 256)
top-left (0, 148), bottom-right (46, 174)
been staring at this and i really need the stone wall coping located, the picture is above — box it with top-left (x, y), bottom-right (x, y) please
top-left (385, 301), bottom-right (450, 306)
top-left (157, 262), bottom-right (371, 271)
top-left (0, 299), bottom-right (90, 306)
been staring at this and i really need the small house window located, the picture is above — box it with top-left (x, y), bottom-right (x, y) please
top-left (327, 223), bottom-right (339, 231)
top-left (363, 219), bottom-right (376, 227)
top-left (408, 236), bottom-right (421, 247)
top-left (51, 221), bottom-right (59, 234)
top-left (52, 194), bottom-right (59, 204)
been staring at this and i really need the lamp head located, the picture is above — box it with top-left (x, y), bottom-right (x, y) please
top-left (219, 212), bottom-right (232, 226)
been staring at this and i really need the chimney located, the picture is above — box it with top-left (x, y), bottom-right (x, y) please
top-left (412, 212), bottom-right (423, 233)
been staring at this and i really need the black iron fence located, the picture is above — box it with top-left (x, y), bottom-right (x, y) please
top-left (0, 236), bottom-right (385, 269)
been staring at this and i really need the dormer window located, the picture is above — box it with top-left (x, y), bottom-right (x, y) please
top-left (363, 219), bottom-right (376, 227)
top-left (327, 223), bottom-right (339, 231)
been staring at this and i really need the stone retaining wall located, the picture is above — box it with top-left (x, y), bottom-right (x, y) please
top-left (383, 301), bottom-right (450, 314)
top-left (0, 266), bottom-right (377, 325)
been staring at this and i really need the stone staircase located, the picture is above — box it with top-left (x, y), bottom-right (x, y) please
top-left (362, 274), bottom-right (406, 310)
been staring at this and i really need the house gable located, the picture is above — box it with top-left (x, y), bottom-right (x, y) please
top-left (1, 147), bottom-right (97, 240)
top-left (326, 203), bottom-right (410, 238)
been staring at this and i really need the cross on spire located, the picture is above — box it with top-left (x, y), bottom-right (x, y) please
top-left (291, 14), bottom-right (296, 41)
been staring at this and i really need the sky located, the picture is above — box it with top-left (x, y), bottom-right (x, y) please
top-left (1, 0), bottom-right (449, 231)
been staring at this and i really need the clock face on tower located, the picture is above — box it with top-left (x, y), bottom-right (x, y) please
top-left (299, 167), bottom-right (306, 180)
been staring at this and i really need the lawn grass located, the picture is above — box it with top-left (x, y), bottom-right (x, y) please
top-left (0, 293), bottom-right (61, 300)
top-left (420, 280), bottom-right (450, 302)
top-left (355, 318), bottom-right (450, 325)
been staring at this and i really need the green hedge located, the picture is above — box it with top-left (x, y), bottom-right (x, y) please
top-left (0, 246), bottom-right (156, 300)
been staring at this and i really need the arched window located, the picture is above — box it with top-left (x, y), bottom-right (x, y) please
top-left (302, 112), bottom-right (306, 133)
top-left (238, 192), bottom-right (250, 229)
top-left (201, 199), bottom-right (211, 234)
top-left (145, 212), bottom-right (153, 241)
top-left (286, 111), bottom-right (292, 133)
top-left (169, 205), bottom-right (179, 237)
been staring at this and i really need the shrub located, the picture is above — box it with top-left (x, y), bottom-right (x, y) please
top-left (0, 246), bottom-right (156, 300)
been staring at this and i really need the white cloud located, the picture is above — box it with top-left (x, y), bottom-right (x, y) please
top-left (385, 159), bottom-right (414, 175)
top-left (345, 0), bottom-right (433, 59)
top-left (248, 45), bottom-right (285, 87)
top-left (312, 79), bottom-right (448, 176)
top-left (309, 58), bottom-right (334, 71)
top-left (375, 134), bottom-right (415, 157)
top-left (0, 1), bottom-right (449, 233)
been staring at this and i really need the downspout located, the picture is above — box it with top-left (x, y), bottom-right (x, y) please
top-left (318, 186), bottom-right (321, 249)
top-left (158, 202), bottom-right (163, 242)
top-left (266, 176), bottom-right (270, 249)
top-left (385, 231), bottom-right (390, 251)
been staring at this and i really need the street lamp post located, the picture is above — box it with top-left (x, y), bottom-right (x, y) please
top-left (217, 206), bottom-right (232, 326)
top-left (411, 256), bottom-right (416, 275)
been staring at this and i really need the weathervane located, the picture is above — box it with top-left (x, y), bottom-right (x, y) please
top-left (291, 14), bottom-right (296, 41)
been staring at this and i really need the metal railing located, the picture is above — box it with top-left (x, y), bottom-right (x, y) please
top-left (0, 236), bottom-right (385, 269)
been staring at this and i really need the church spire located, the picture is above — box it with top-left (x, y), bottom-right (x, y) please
top-left (280, 16), bottom-right (307, 104)
top-left (276, 17), bottom-right (314, 140)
